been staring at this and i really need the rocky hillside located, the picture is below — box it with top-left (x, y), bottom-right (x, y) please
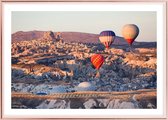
top-left (12, 31), bottom-right (156, 48)
top-left (12, 31), bottom-right (44, 42)
top-left (11, 31), bottom-right (157, 109)
top-left (12, 39), bottom-right (157, 91)
top-left (12, 31), bottom-right (99, 43)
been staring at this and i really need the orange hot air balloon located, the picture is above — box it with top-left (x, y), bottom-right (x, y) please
top-left (122, 24), bottom-right (139, 45)
top-left (91, 54), bottom-right (104, 70)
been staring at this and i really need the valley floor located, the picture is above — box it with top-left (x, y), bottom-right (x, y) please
top-left (11, 40), bottom-right (157, 109)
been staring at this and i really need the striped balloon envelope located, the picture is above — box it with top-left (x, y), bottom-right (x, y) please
top-left (91, 54), bottom-right (105, 70)
top-left (99, 30), bottom-right (116, 49)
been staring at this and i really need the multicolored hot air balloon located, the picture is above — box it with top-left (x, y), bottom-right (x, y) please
top-left (99, 30), bottom-right (116, 49)
top-left (91, 54), bottom-right (104, 70)
top-left (122, 24), bottom-right (139, 45)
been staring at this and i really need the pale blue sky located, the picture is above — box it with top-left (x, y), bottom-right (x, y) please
top-left (12, 11), bottom-right (156, 41)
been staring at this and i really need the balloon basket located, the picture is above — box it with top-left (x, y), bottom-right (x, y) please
top-left (95, 70), bottom-right (101, 78)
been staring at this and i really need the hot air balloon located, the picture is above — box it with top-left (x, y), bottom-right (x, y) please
top-left (76, 82), bottom-right (96, 92)
top-left (122, 24), bottom-right (139, 45)
top-left (99, 30), bottom-right (116, 49)
top-left (91, 54), bottom-right (104, 70)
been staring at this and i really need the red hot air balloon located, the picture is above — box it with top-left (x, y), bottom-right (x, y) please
top-left (122, 24), bottom-right (139, 45)
top-left (99, 31), bottom-right (116, 49)
top-left (91, 54), bottom-right (104, 70)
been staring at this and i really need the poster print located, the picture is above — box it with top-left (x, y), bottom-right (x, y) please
top-left (2, 2), bottom-right (166, 118)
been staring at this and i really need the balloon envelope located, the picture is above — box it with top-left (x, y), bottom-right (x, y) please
top-left (122, 24), bottom-right (139, 45)
top-left (99, 30), bottom-right (115, 48)
top-left (76, 82), bottom-right (96, 91)
top-left (91, 54), bottom-right (104, 70)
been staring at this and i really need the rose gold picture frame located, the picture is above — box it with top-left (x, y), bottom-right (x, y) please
top-left (0, 0), bottom-right (167, 119)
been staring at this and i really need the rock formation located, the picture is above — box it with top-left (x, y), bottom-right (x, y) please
top-left (40, 31), bottom-right (56, 41)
